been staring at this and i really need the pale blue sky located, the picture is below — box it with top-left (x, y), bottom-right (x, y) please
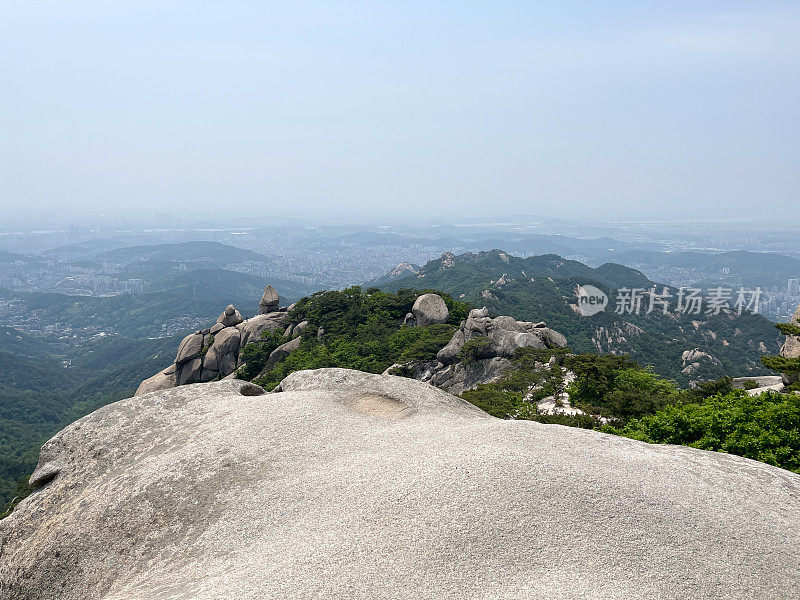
top-left (1, 1), bottom-right (799, 222)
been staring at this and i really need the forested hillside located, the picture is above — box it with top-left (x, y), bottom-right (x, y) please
top-left (0, 327), bottom-right (180, 505)
top-left (379, 250), bottom-right (781, 385)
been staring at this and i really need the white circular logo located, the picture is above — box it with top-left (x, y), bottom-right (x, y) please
top-left (576, 284), bottom-right (608, 316)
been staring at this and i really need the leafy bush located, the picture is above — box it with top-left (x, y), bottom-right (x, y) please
top-left (604, 390), bottom-right (800, 473)
top-left (458, 348), bottom-right (575, 420)
top-left (457, 337), bottom-right (492, 363)
top-left (238, 330), bottom-right (287, 380)
top-left (686, 376), bottom-right (733, 400)
top-left (742, 379), bottom-right (760, 390)
top-left (761, 321), bottom-right (800, 380)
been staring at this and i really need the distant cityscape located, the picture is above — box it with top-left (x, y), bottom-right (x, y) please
top-left (1, 217), bottom-right (799, 344)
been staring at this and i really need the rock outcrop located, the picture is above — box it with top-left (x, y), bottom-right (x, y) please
top-left (134, 286), bottom-right (291, 396)
top-left (217, 304), bottom-right (244, 327)
top-left (389, 307), bottom-right (567, 394)
top-left (258, 284), bottom-right (280, 314)
top-left (3, 369), bottom-right (798, 599)
top-left (779, 302), bottom-right (800, 385)
top-left (681, 347), bottom-right (722, 376)
top-left (731, 375), bottom-right (786, 395)
top-left (410, 293), bottom-right (449, 326)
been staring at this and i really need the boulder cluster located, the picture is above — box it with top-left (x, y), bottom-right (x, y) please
top-left (135, 285), bottom-right (292, 395)
top-left (389, 306), bottom-right (567, 394)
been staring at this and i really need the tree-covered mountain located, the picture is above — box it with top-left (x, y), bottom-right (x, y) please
top-left (616, 249), bottom-right (800, 289)
top-left (378, 250), bottom-right (781, 385)
top-left (97, 240), bottom-right (266, 266)
top-left (0, 326), bottom-right (180, 505)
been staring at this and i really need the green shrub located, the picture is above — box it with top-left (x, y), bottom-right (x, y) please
top-left (238, 330), bottom-right (286, 380)
top-left (742, 379), bottom-right (760, 390)
top-left (457, 337), bottom-right (493, 363)
top-left (604, 390), bottom-right (800, 473)
top-left (199, 334), bottom-right (214, 357)
top-left (564, 354), bottom-right (678, 422)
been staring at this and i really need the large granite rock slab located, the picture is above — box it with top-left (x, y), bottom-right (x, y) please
top-left (133, 364), bottom-right (176, 396)
top-left (437, 308), bottom-right (566, 364)
top-left (4, 370), bottom-right (798, 599)
top-left (237, 312), bottom-right (288, 347)
top-left (202, 326), bottom-right (241, 375)
top-left (175, 332), bottom-right (204, 364)
top-left (411, 293), bottom-right (449, 326)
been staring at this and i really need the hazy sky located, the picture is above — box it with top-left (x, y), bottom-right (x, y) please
top-left (2, 1), bottom-right (799, 223)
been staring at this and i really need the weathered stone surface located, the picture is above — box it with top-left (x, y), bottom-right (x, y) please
top-left (731, 376), bottom-right (785, 395)
top-left (436, 328), bottom-right (466, 363)
top-left (218, 304), bottom-right (244, 327)
top-left (681, 348), bottom-right (722, 376)
top-left (199, 368), bottom-right (219, 383)
top-left (237, 312), bottom-right (288, 347)
top-left (261, 336), bottom-right (302, 374)
top-left (539, 328), bottom-right (567, 348)
top-left (175, 357), bottom-right (203, 385)
top-left (258, 284), bottom-right (280, 314)
top-left (402, 312), bottom-right (416, 327)
top-left (411, 293), bottom-right (449, 326)
top-left (437, 308), bottom-right (566, 365)
top-left (175, 333), bottom-right (204, 364)
top-left (134, 366), bottom-right (176, 396)
top-left (3, 370), bottom-right (798, 599)
top-left (431, 357), bottom-right (512, 394)
top-left (203, 327), bottom-right (241, 375)
top-left (210, 322), bottom-right (225, 335)
top-left (293, 320), bottom-right (309, 336)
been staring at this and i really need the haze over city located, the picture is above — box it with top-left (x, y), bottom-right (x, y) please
top-left (2, 1), bottom-right (799, 223)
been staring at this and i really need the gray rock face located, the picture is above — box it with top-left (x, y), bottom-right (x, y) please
top-left (260, 336), bottom-right (302, 375)
top-left (217, 304), bottom-right (244, 327)
top-left (437, 308), bottom-right (566, 365)
top-left (2, 370), bottom-right (799, 599)
top-left (388, 308), bottom-right (569, 393)
top-left (681, 348), bottom-right (722, 376)
top-left (237, 312), bottom-right (288, 347)
top-left (133, 365), bottom-right (176, 396)
top-left (258, 284), bottom-right (280, 314)
top-left (202, 326), bottom-right (241, 374)
top-left (405, 356), bottom-right (513, 395)
top-left (175, 356), bottom-right (203, 386)
top-left (175, 332), bottom-right (204, 364)
top-left (411, 293), bottom-right (449, 326)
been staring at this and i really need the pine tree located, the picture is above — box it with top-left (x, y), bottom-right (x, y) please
top-left (761, 322), bottom-right (800, 388)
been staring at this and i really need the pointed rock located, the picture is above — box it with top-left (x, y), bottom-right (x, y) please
top-left (259, 285), bottom-right (280, 314)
